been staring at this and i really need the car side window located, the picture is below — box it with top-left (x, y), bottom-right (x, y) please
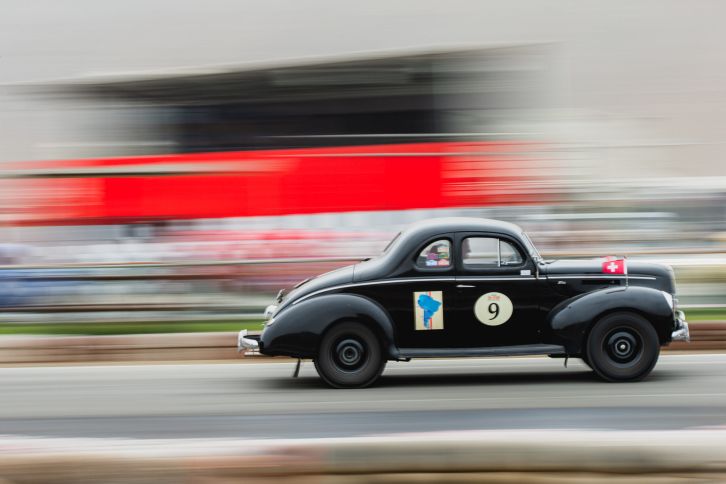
top-left (416, 239), bottom-right (451, 268)
top-left (462, 237), bottom-right (523, 268)
top-left (500, 240), bottom-right (524, 265)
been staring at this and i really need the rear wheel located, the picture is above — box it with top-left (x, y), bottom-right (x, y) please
top-left (586, 312), bottom-right (660, 382)
top-left (314, 321), bottom-right (386, 388)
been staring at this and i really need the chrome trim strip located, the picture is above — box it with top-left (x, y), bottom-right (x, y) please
top-left (292, 277), bottom-right (456, 305)
top-left (291, 274), bottom-right (655, 306)
top-left (456, 276), bottom-right (536, 281)
top-left (398, 343), bottom-right (566, 359)
top-left (547, 275), bottom-right (656, 280)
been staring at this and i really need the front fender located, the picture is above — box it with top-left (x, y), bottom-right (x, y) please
top-left (547, 286), bottom-right (674, 354)
top-left (260, 293), bottom-right (397, 359)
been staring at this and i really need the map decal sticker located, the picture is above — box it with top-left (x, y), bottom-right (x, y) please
top-left (414, 291), bottom-right (444, 330)
top-left (474, 292), bottom-right (513, 326)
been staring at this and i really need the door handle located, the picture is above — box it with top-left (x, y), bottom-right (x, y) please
top-left (456, 284), bottom-right (475, 288)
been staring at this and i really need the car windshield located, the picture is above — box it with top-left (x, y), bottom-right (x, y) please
top-left (521, 232), bottom-right (542, 262)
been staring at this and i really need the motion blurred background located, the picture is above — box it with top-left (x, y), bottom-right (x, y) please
top-left (0, 0), bottom-right (724, 334)
top-left (4, 2), bottom-right (726, 482)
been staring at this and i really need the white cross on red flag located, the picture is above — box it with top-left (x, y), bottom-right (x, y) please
top-left (601, 256), bottom-right (627, 275)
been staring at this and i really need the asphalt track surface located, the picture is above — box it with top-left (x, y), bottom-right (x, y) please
top-left (1, 354), bottom-right (725, 439)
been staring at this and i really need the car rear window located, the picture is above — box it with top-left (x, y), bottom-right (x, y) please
top-left (416, 239), bottom-right (451, 268)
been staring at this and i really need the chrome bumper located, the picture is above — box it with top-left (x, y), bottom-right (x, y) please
top-left (671, 310), bottom-right (690, 342)
top-left (237, 329), bottom-right (259, 352)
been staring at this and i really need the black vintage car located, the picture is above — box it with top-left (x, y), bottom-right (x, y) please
top-left (238, 218), bottom-right (689, 388)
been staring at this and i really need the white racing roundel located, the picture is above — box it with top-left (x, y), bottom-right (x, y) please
top-left (474, 292), bottom-right (513, 326)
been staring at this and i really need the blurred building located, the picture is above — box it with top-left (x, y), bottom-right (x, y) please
top-left (1, 47), bottom-right (554, 227)
top-left (0, 0), bottom-right (725, 249)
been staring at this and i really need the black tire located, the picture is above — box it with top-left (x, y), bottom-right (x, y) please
top-left (314, 321), bottom-right (386, 388)
top-left (586, 312), bottom-right (660, 382)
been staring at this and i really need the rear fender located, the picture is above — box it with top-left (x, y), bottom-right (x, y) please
top-left (259, 293), bottom-right (397, 359)
top-left (547, 286), bottom-right (673, 354)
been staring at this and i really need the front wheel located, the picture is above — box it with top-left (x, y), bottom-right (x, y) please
top-left (586, 312), bottom-right (660, 382)
top-left (314, 321), bottom-right (386, 388)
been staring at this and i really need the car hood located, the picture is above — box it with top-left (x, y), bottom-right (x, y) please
top-left (275, 264), bottom-right (355, 313)
top-left (543, 258), bottom-right (676, 293)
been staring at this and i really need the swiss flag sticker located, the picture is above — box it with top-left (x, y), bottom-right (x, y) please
top-left (601, 257), bottom-right (627, 275)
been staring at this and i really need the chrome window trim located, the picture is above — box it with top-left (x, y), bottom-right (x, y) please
top-left (455, 276), bottom-right (537, 281)
top-left (548, 275), bottom-right (656, 280)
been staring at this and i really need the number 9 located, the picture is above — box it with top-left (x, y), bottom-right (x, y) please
top-left (488, 302), bottom-right (500, 320)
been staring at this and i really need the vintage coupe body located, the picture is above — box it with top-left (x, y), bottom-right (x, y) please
top-left (238, 218), bottom-right (689, 388)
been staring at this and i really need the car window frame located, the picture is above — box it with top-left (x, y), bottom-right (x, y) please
top-left (455, 232), bottom-right (532, 275)
top-left (412, 236), bottom-right (455, 273)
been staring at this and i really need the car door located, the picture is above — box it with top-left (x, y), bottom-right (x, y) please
top-left (350, 235), bottom-right (459, 349)
top-left (453, 232), bottom-right (544, 348)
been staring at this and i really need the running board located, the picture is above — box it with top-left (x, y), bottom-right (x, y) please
top-left (396, 344), bottom-right (566, 359)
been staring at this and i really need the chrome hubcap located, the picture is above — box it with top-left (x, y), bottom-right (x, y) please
top-left (605, 329), bottom-right (641, 364)
top-left (334, 338), bottom-right (366, 370)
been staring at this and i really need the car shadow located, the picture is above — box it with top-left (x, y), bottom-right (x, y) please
top-left (263, 365), bottom-right (683, 390)
top-left (377, 369), bottom-right (597, 387)
top-left (263, 369), bottom-right (596, 390)
top-left (377, 367), bottom-right (682, 388)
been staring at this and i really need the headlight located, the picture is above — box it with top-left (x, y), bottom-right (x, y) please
top-left (660, 291), bottom-right (674, 310)
top-left (264, 304), bottom-right (278, 319)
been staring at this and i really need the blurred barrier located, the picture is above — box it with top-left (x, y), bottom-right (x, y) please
top-left (670, 322), bottom-right (726, 351)
top-left (1, 252), bottom-right (726, 322)
top-left (2, 430), bottom-right (726, 482)
top-left (0, 332), bottom-right (242, 364)
top-left (0, 322), bottom-right (723, 365)
top-left (0, 258), bottom-right (360, 319)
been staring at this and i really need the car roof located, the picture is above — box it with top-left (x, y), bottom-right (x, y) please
top-left (401, 217), bottom-right (524, 240)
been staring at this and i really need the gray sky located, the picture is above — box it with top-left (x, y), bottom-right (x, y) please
top-left (1, 0), bottom-right (725, 174)
top-left (0, 0), bottom-right (722, 88)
